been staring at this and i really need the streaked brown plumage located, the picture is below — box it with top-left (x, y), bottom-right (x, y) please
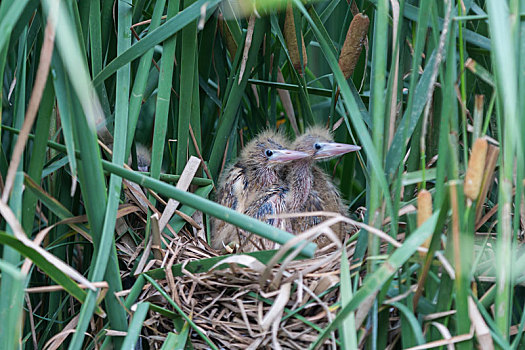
top-left (286, 126), bottom-right (360, 247)
top-left (211, 130), bottom-right (308, 251)
top-left (241, 183), bottom-right (290, 250)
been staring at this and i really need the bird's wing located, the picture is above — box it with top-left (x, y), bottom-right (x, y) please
top-left (245, 186), bottom-right (288, 230)
top-left (215, 163), bottom-right (247, 210)
top-left (234, 186), bottom-right (289, 251)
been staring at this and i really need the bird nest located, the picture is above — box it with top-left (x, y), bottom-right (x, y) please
top-left (119, 212), bottom-right (359, 349)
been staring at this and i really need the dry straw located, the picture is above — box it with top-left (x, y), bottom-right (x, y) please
top-left (133, 227), bottom-right (347, 349)
top-left (218, 14), bottom-right (238, 59)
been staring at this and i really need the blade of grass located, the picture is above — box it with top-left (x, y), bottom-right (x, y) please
top-left (402, 2), bottom-right (490, 50)
top-left (384, 0), bottom-right (431, 180)
top-left (310, 207), bottom-right (446, 349)
top-left (0, 29), bottom-right (28, 347)
top-left (387, 301), bottom-right (425, 346)
top-left (69, 1), bottom-right (134, 347)
top-left (248, 78), bottom-right (332, 96)
top-left (89, 0), bottom-right (111, 118)
top-left (176, 0), bottom-right (198, 174)
top-left (367, 0), bottom-right (388, 273)
top-left (270, 13), bottom-right (315, 127)
top-left (167, 184), bottom-right (213, 233)
top-left (21, 78), bottom-right (54, 234)
top-left (161, 330), bottom-right (188, 350)
top-left (42, 0), bottom-right (105, 138)
top-left (23, 175), bottom-right (90, 240)
top-left (145, 0), bottom-right (180, 247)
top-left (121, 302), bottom-right (150, 349)
top-left (92, 0), bottom-right (221, 86)
top-left (125, 0), bottom-right (167, 156)
top-left (208, 17), bottom-right (267, 178)
top-left (0, 229), bottom-right (97, 301)
top-left (0, 0), bottom-right (31, 54)
top-left (487, 0), bottom-right (520, 338)
top-left (51, 55), bottom-right (78, 193)
top-left (2, 3), bottom-right (56, 203)
top-left (0, 259), bottom-right (25, 350)
top-left (145, 248), bottom-right (298, 281)
top-left (339, 245), bottom-right (357, 350)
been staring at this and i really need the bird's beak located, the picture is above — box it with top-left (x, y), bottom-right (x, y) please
top-left (314, 143), bottom-right (361, 159)
top-left (269, 149), bottom-right (310, 163)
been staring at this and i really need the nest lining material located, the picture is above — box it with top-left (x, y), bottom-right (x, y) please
top-left (122, 212), bottom-right (357, 349)
top-left (117, 162), bottom-right (363, 349)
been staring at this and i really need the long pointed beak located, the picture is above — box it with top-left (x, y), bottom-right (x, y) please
top-left (314, 142), bottom-right (361, 159)
top-left (269, 149), bottom-right (310, 163)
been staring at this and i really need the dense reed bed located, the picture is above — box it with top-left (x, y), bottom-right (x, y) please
top-left (0, 0), bottom-right (523, 348)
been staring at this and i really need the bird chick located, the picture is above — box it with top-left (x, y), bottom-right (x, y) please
top-left (286, 126), bottom-right (360, 247)
top-left (211, 130), bottom-right (309, 252)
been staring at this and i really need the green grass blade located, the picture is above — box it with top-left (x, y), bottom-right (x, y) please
top-left (168, 184), bottom-right (213, 233)
top-left (51, 55), bottom-right (78, 186)
top-left (339, 245), bottom-right (357, 350)
top-left (367, 0), bottom-right (388, 274)
top-left (387, 301), bottom-right (425, 346)
top-left (161, 331), bottom-right (186, 350)
top-left (21, 78), bottom-right (54, 234)
top-left (89, 0), bottom-right (111, 118)
top-left (0, 32), bottom-right (27, 348)
top-left (92, 0), bottom-right (221, 86)
top-left (151, 0), bottom-right (180, 180)
top-left (0, 259), bottom-right (25, 350)
top-left (70, 1), bottom-right (134, 347)
top-left (121, 302), bottom-right (150, 349)
top-left (487, 0), bottom-right (520, 338)
top-left (0, 0), bottom-right (30, 53)
top-left (42, 0), bottom-right (105, 136)
top-left (310, 210), bottom-right (442, 348)
top-left (23, 175), bottom-right (89, 237)
top-left (208, 17), bottom-right (267, 178)
top-left (176, 0), bottom-right (199, 174)
top-left (0, 232), bottom-right (94, 309)
top-left (402, 2), bottom-right (490, 50)
top-left (126, 0), bottom-right (167, 155)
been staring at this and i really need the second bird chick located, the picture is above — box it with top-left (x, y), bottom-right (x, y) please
top-left (285, 126), bottom-right (360, 247)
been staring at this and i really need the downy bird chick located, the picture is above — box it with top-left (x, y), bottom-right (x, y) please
top-left (211, 130), bottom-right (309, 251)
top-left (286, 126), bottom-right (360, 247)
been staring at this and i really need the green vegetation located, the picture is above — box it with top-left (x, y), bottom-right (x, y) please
top-left (0, 0), bottom-right (523, 348)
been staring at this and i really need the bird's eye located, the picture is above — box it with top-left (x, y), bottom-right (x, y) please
top-left (265, 149), bottom-right (274, 157)
top-left (314, 143), bottom-right (322, 150)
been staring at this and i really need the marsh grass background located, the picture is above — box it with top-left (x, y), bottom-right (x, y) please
top-left (0, 0), bottom-right (524, 348)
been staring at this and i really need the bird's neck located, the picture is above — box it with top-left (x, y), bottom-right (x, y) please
top-left (252, 166), bottom-right (279, 189)
top-left (287, 160), bottom-right (313, 210)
